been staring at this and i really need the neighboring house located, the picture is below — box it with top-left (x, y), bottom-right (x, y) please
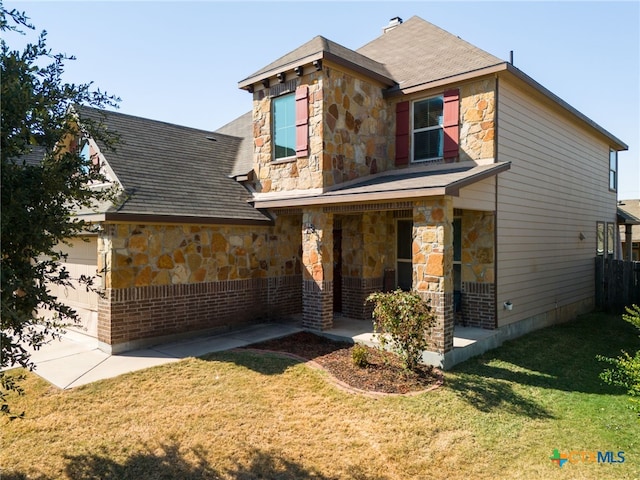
top-left (54, 16), bottom-right (627, 367)
top-left (618, 200), bottom-right (640, 260)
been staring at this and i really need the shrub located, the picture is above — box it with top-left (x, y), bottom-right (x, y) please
top-left (351, 344), bottom-right (369, 368)
top-left (366, 289), bottom-right (435, 371)
top-left (598, 304), bottom-right (640, 418)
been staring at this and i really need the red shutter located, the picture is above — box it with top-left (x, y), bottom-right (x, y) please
top-left (443, 89), bottom-right (460, 162)
top-left (295, 85), bottom-right (309, 157)
top-left (395, 101), bottom-right (410, 166)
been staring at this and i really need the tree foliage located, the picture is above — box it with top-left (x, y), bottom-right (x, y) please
top-left (1, 6), bottom-right (119, 415)
top-left (598, 304), bottom-right (640, 419)
top-left (366, 289), bottom-right (435, 371)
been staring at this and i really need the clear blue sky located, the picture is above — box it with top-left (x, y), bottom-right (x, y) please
top-left (7, 1), bottom-right (640, 199)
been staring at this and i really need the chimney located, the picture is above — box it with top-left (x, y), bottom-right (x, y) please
top-left (383, 16), bottom-right (403, 34)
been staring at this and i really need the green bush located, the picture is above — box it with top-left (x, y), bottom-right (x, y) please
top-left (351, 344), bottom-right (369, 368)
top-left (366, 289), bottom-right (435, 371)
top-left (598, 304), bottom-right (640, 418)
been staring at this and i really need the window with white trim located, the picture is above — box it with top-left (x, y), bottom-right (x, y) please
top-left (609, 149), bottom-right (618, 191)
top-left (412, 96), bottom-right (444, 162)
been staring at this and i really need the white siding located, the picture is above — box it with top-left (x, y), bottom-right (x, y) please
top-left (496, 77), bottom-right (617, 326)
top-left (454, 176), bottom-right (495, 211)
top-left (47, 237), bottom-right (100, 336)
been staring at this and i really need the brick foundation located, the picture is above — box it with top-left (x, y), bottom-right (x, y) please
top-left (302, 280), bottom-right (333, 330)
top-left (460, 281), bottom-right (496, 329)
top-left (342, 276), bottom-right (382, 320)
top-left (417, 291), bottom-right (454, 354)
top-left (98, 275), bottom-right (301, 347)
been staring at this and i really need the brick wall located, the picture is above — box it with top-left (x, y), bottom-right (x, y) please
top-left (460, 281), bottom-right (496, 329)
top-left (342, 276), bottom-right (382, 320)
top-left (98, 275), bottom-right (301, 347)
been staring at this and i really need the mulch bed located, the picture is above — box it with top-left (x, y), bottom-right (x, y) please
top-left (240, 331), bottom-right (443, 395)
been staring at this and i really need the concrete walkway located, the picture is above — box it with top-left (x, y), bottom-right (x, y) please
top-left (16, 323), bottom-right (304, 390)
top-left (11, 317), bottom-right (500, 389)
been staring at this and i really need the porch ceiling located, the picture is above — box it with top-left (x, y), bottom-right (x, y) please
top-left (252, 161), bottom-right (511, 209)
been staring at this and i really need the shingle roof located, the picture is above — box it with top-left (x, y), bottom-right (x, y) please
top-left (356, 16), bottom-right (504, 91)
top-left (238, 36), bottom-right (394, 89)
top-left (215, 111), bottom-right (253, 178)
top-left (76, 107), bottom-right (270, 223)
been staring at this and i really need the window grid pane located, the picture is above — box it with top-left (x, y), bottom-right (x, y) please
top-left (273, 94), bottom-right (295, 159)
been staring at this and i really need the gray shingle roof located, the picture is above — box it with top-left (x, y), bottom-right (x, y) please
top-left (77, 107), bottom-right (270, 223)
top-left (238, 36), bottom-right (394, 89)
top-left (215, 111), bottom-right (253, 178)
top-left (357, 16), bottom-right (505, 91)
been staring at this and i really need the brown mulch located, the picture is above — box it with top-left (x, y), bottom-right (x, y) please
top-left (240, 331), bottom-right (443, 396)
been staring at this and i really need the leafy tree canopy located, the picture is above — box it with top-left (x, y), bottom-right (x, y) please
top-left (1, 5), bottom-right (120, 415)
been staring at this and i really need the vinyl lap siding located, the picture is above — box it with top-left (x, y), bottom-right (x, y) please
top-left (496, 77), bottom-right (616, 326)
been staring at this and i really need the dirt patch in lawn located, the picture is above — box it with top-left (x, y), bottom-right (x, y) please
top-left (240, 331), bottom-right (443, 396)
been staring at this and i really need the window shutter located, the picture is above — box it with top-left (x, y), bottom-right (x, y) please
top-left (295, 85), bottom-right (309, 157)
top-left (443, 89), bottom-right (460, 162)
top-left (395, 101), bottom-right (410, 166)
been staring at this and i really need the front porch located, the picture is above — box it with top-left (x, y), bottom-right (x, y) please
top-left (323, 316), bottom-right (500, 370)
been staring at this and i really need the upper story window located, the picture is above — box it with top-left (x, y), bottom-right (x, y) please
top-left (412, 96), bottom-right (444, 162)
top-left (272, 93), bottom-right (296, 160)
top-left (609, 149), bottom-right (618, 191)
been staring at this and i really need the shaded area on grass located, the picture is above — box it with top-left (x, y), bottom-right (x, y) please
top-left (3, 443), bottom-right (388, 480)
top-left (448, 312), bottom-right (640, 417)
top-left (206, 331), bottom-right (441, 394)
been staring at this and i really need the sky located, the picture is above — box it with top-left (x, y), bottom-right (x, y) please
top-left (5, 1), bottom-right (640, 199)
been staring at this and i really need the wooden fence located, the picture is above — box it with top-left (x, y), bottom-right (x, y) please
top-left (595, 258), bottom-right (640, 313)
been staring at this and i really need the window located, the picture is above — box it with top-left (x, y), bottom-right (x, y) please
top-left (272, 93), bottom-right (295, 160)
top-left (412, 96), bottom-right (443, 162)
top-left (609, 149), bottom-right (618, 191)
top-left (596, 222), bottom-right (604, 255)
top-left (397, 220), bottom-right (413, 291)
top-left (607, 223), bottom-right (615, 256)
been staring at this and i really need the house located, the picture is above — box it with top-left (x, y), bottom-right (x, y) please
top-left (51, 16), bottom-right (628, 367)
top-left (618, 200), bottom-right (640, 261)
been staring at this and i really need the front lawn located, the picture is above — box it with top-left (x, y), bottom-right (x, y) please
top-left (1, 312), bottom-right (639, 479)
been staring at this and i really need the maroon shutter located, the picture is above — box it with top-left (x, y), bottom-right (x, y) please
top-left (443, 89), bottom-right (460, 162)
top-left (395, 101), bottom-right (410, 166)
top-left (295, 85), bottom-right (309, 157)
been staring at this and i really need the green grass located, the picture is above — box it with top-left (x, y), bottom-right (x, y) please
top-left (1, 312), bottom-right (639, 479)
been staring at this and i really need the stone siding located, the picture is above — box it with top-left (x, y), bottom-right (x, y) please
top-left (322, 66), bottom-right (391, 187)
top-left (459, 78), bottom-right (496, 161)
top-left (461, 210), bottom-right (495, 283)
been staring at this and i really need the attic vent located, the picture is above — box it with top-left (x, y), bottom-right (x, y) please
top-left (269, 79), bottom-right (297, 98)
top-left (383, 16), bottom-right (403, 33)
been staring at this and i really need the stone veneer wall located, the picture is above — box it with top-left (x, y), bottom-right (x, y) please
top-left (413, 198), bottom-right (454, 353)
top-left (97, 216), bottom-right (302, 348)
top-left (339, 212), bottom-right (395, 320)
top-left (459, 78), bottom-right (496, 161)
top-left (301, 209), bottom-right (333, 329)
top-left (460, 209), bottom-right (496, 328)
top-left (322, 66), bottom-right (391, 187)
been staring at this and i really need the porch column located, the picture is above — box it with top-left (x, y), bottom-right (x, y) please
top-left (413, 197), bottom-right (454, 354)
top-left (301, 209), bottom-right (334, 329)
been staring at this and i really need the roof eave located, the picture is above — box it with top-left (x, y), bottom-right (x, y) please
top-left (238, 51), bottom-right (395, 91)
top-left (503, 63), bottom-right (628, 151)
top-left (103, 212), bottom-right (273, 226)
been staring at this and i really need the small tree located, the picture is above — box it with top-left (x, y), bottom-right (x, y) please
top-left (598, 304), bottom-right (640, 419)
top-left (1, 7), bottom-right (119, 415)
top-left (366, 289), bottom-right (435, 371)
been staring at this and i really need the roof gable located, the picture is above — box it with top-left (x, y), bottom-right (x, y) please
top-left (357, 16), bottom-right (504, 92)
top-left (238, 35), bottom-right (394, 89)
